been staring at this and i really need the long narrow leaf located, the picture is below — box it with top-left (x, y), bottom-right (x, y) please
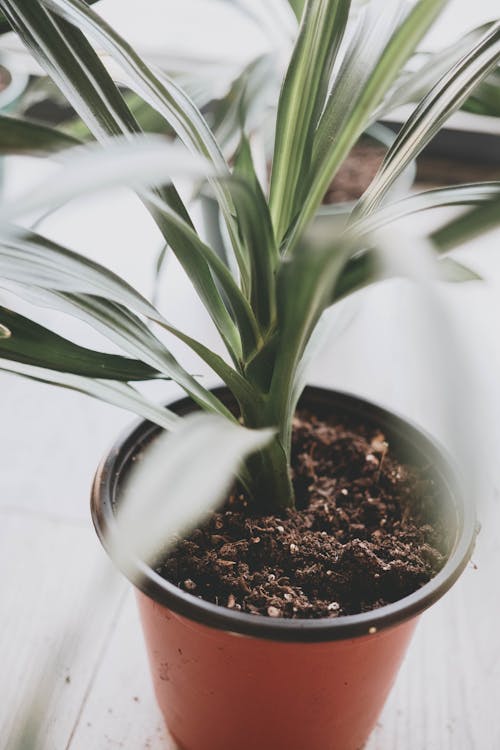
top-left (1, 282), bottom-right (235, 420)
top-left (0, 135), bottom-right (212, 225)
top-left (113, 414), bottom-right (274, 569)
top-left (1, 1), bottom-right (196, 249)
top-left (40, 0), bottom-right (250, 289)
top-left (0, 114), bottom-right (80, 155)
top-left (377, 22), bottom-right (495, 116)
top-left (0, 229), bottom-right (161, 319)
top-left (357, 22), bottom-right (500, 215)
top-left (432, 193), bottom-right (500, 252)
top-left (143, 188), bottom-right (259, 360)
top-left (286, 0), bottom-right (448, 252)
top-left (0, 306), bottom-right (163, 380)
top-left (0, 131), bottom-right (246, 365)
top-left (351, 182), bottom-right (500, 237)
top-left (0, 359), bottom-right (180, 431)
top-left (269, 0), bottom-right (351, 242)
top-left (232, 136), bottom-right (278, 331)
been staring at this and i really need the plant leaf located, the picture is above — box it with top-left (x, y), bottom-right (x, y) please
top-left (0, 114), bottom-right (80, 155)
top-left (462, 67), bottom-right (500, 117)
top-left (0, 226), bottom-right (162, 320)
top-left (351, 182), bottom-right (500, 236)
top-left (0, 1), bottom-right (196, 253)
top-left (357, 22), bottom-right (500, 215)
top-left (432, 193), bottom-right (500, 252)
top-left (286, 0), bottom-right (448, 252)
top-left (112, 413), bottom-right (274, 570)
top-left (268, 226), bottom-right (354, 441)
top-left (156, 319), bottom-right (261, 414)
top-left (0, 305), bottom-right (164, 380)
top-left (377, 22), bottom-right (496, 116)
top-left (0, 359), bottom-right (180, 430)
top-left (0, 282), bottom-right (235, 420)
top-left (287, 0), bottom-right (306, 22)
top-left (269, 0), bottom-right (351, 243)
top-left (0, 134), bottom-right (211, 225)
top-left (40, 0), bottom-right (250, 289)
top-left (231, 136), bottom-right (278, 332)
top-left (143, 188), bottom-right (260, 361)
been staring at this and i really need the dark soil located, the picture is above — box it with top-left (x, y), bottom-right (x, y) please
top-left (157, 412), bottom-right (450, 619)
top-left (323, 141), bottom-right (386, 204)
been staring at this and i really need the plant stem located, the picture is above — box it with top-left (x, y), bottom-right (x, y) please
top-left (242, 434), bottom-right (295, 511)
top-left (240, 393), bottom-right (296, 510)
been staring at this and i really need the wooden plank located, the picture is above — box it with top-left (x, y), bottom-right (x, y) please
top-left (0, 374), bottom-right (132, 520)
top-left (68, 591), bottom-right (176, 750)
top-left (1, 512), bottom-right (125, 750)
top-left (367, 520), bottom-right (500, 749)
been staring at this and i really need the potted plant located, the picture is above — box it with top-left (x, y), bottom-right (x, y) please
top-left (0, 1), bottom-right (499, 748)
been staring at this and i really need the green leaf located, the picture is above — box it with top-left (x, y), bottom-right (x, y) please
top-left (432, 193), bottom-right (500, 252)
top-left (208, 54), bottom-right (278, 154)
top-left (1, 1), bottom-right (195, 252)
top-left (0, 114), bottom-right (80, 156)
top-left (231, 136), bottom-right (278, 332)
top-left (144, 189), bottom-right (260, 361)
top-left (0, 228), bottom-right (161, 319)
top-left (357, 22), bottom-right (500, 215)
top-left (377, 22), bottom-right (495, 116)
top-left (462, 67), bottom-right (500, 117)
top-left (0, 306), bottom-right (164, 380)
top-left (156, 320), bottom-right (261, 415)
top-left (437, 258), bottom-right (481, 282)
top-left (0, 359), bottom-right (180, 431)
top-left (40, 0), bottom-right (250, 290)
top-left (269, 228), bottom-right (354, 443)
top-left (351, 182), bottom-right (500, 236)
top-left (286, 0), bottom-right (448, 252)
top-left (0, 127), bottom-right (245, 362)
top-left (1, 283), bottom-right (235, 421)
top-left (269, 0), bottom-right (351, 243)
top-left (288, 0), bottom-right (306, 22)
top-left (113, 413), bottom-right (274, 568)
top-left (0, 0), bottom-right (100, 34)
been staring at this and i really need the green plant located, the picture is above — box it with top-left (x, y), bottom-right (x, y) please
top-left (0, 0), bottom-right (499, 514)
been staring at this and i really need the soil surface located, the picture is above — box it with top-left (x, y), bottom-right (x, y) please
top-left (323, 140), bottom-right (386, 204)
top-left (158, 412), bottom-right (450, 619)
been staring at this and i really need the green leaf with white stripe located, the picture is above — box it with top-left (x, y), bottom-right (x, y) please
top-left (357, 22), bottom-right (500, 216)
top-left (285, 0), bottom-right (448, 253)
top-left (0, 283), bottom-right (234, 420)
top-left (40, 0), bottom-right (249, 289)
top-left (269, 0), bottom-right (351, 243)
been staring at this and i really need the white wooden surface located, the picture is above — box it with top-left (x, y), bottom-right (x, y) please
top-left (2, 2), bottom-right (500, 748)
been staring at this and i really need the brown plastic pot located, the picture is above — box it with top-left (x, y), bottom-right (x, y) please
top-left (91, 387), bottom-right (476, 750)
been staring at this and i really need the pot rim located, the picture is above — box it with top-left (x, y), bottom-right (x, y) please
top-left (91, 387), bottom-right (477, 643)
